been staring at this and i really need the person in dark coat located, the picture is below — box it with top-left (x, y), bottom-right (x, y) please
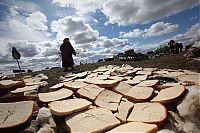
top-left (60, 38), bottom-right (76, 71)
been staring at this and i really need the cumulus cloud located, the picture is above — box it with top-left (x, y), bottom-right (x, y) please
top-left (85, 36), bottom-right (130, 50)
top-left (0, 4), bottom-right (51, 57)
top-left (52, 0), bottom-right (103, 15)
top-left (0, 53), bottom-right (15, 64)
top-left (0, 0), bottom-right (40, 15)
top-left (145, 22), bottom-right (178, 37)
top-left (121, 23), bottom-right (199, 54)
top-left (120, 22), bottom-right (178, 38)
top-left (7, 40), bottom-right (40, 57)
top-left (159, 23), bottom-right (200, 46)
top-left (0, 6), bottom-right (50, 46)
top-left (6, 10), bottom-right (50, 41)
top-left (9, 0), bottom-right (40, 14)
top-left (190, 16), bottom-right (198, 20)
top-left (137, 23), bottom-right (200, 53)
top-left (73, 36), bottom-right (130, 63)
top-left (51, 16), bottom-right (99, 44)
top-left (101, 37), bottom-right (130, 48)
top-left (1, 40), bottom-right (61, 72)
top-left (102, 0), bottom-right (199, 25)
top-left (26, 11), bottom-right (48, 31)
top-left (51, 16), bottom-right (130, 49)
top-left (120, 29), bottom-right (144, 38)
top-left (173, 23), bottom-right (200, 44)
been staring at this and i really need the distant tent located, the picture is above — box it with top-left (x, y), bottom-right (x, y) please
top-left (155, 45), bottom-right (168, 54)
top-left (12, 47), bottom-right (21, 59)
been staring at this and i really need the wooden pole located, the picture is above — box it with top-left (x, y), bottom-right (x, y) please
top-left (16, 59), bottom-right (23, 77)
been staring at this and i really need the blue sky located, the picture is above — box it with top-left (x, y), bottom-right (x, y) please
top-left (0, 0), bottom-right (199, 73)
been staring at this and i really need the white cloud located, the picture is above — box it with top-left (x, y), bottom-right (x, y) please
top-left (121, 23), bottom-right (199, 54)
top-left (1, 39), bottom-right (61, 72)
top-left (190, 16), bottom-right (198, 20)
top-left (145, 22), bottom-right (178, 37)
top-left (26, 11), bottom-right (48, 31)
top-left (10, 0), bottom-right (40, 13)
top-left (120, 29), bottom-right (144, 38)
top-left (1, 6), bottom-right (49, 40)
top-left (0, 0), bottom-right (40, 15)
top-left (7, 40), bottom-right (40, 57)
top-left (173, 23), bottom-right (200, 44)
top-left (156, 23), bottom-right (200, 48)
top-left (102, 0), bottom-right (199, 25)
top-left (135, 23), bottom-right (200, 53)
top-left (50, 16), bottom-right (130, 49)
top-left (0, 53), bottom-right (15, 64)
top-left (0, 5), bottom-right (51, 56)
top-left (52, 0), bottom-right (103, 15)
top-left (51, 16), bottom-right (99, 44)
top-left (100, 37), bottom-right (130, 48)
top-left (120, 22), bottom-right (178, 38)
top-left (9, 5), bottom-right (19, 16)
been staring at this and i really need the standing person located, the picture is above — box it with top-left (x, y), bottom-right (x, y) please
top-left (60, 38), bottom-right (76, 71)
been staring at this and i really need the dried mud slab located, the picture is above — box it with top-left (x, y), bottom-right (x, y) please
top-left (10, 85), bottom-right (39, 94)
top-left (143, 68), bottom-right (157, 72)
top-left (76, 71), bottom-right (87, 78)
top-left (113, 82), bottom-right (132, 96)
top-left (38, 88), bottom-right (73, 103)
top-left (153, 70), bottom-right (169, 75)
top-left (177, 74), bottom-right (200, 86)
top-left (63, 81), bottom-right (88, 91)
top-left (77, 84), bottom-right (104, 101)
top-left (114, 98), bottom-right (134, 123)
top-left (164, 72), bottom-right (185, 78)
top-left (0, 80), bottom-right (23, 89)
top-left (125, 86), bottom-right (154, 102)
top-left (154, 82), bottom-right (181, 90)
top-left (108, 76), bottom-right (125, 81)
top-left (25, 81), bottom-right (48, 87)
top-left (94, 67), bottom-right (109, 72)
top-left (124, 75), bottom-right (148, 85)
top-left (49, 83), bottom-right (64, 91)
top-left (49, 98), bottom-right (92, 116)
top-left (84, 77), bottom-right (103, 84)
top-left (62, 76), bottom-right (77, 82)
top-left (137, 80), bottom-right (159, 87)
top-left (127, 102), bottom-right (167, 126)
top-left (97, 74), bottom-right (110, 80)
top-left (0, 101), bottom-right (34, 131)
top-left (136, 70), bottom-right (152, 75)
top-left (24, 78), bottom-right (41, 84)
top-left (125, 70), bottom-right (138, 75)
top-left (151, 85), bottom-right (185, 104)
top-left (95, 90), bottom-right (122, 112)
top-left (65, 108), bottom-right (120, 133)
top-left (0, 80), bottom-right (24, 96)
top-left (107, 122), bottom-right (158, 133)
top-left (97, 79), bottom-right (119, 88)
